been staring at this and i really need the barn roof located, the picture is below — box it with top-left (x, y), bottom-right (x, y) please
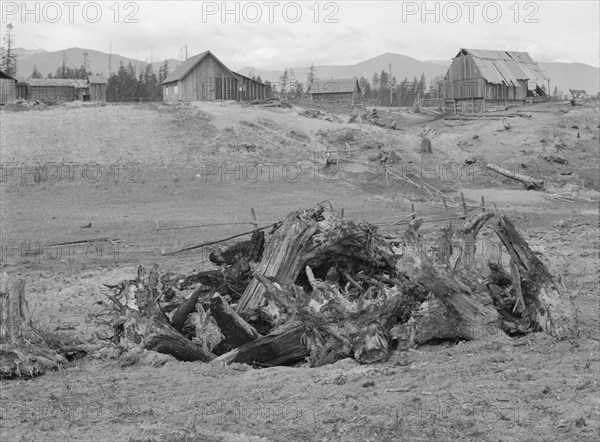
top-left (0, 69), bottom-right (17, 81)
top-left (161, 50), bottom-right (236, 85)
top-left (26, 79), bottom-right (88, 87)
top-left (88, 75), bottom-right (108, 84)
top-left (308, 78), bottom-right (360, 94)
top-left (457, 48), bottom-right (549, 86)
top-left (232, 71), bottom-right (269, 87)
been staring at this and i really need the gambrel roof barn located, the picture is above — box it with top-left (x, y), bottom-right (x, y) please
top-left (444, 49), bottom-right (550, 101)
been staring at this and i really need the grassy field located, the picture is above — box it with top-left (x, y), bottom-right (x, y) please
top-left (0, 99), bottom-right (598, 441)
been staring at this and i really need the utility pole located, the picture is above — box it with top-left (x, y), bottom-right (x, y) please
top-left (185, 44), bottom-right (188, 60)
top-left (389, 63), bottom-right (393, 106)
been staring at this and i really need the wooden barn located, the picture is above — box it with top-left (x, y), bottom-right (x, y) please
top-left (308, 78), bottom-right (361, 104)
top-left (161, 50), bottom-right (271, 102)
top-left (88, 75), bottom-right (107, 101)
top-left (0, 70), bottom-right (17, 103)
top-left (233, 71), bottom-right (271, 101)
top-left (21, 79), bottom-right (88, 102)
top-left (444, 49), bottom-right (550, 112)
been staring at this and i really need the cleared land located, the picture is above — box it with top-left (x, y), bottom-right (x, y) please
top-left (0, 99), bottom-right (598, 441)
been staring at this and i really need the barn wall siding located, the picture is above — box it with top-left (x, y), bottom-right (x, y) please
top-left (161, 52), bottom-right (271, 102)
top-left (444, 53), bottom-right (531, 101)
top-left (0, 78), bottom-right (16, 103)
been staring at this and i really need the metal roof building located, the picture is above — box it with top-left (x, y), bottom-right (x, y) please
top-left (444, 48), bottom-right (550, 102)
top-left (308, 78), bottom-right (361, 104)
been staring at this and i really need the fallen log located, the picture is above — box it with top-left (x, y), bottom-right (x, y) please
top-left (210, 293), bottom-right (260, 353)
top-left (212, 322), bottom-right (308, 366)
top-left (486, 163), bottom-right (544, 189)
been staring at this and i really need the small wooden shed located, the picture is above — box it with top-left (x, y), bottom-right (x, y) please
top-left (88, 75), bottom-right (108, 101)
top-left (0, 70), bottom-right (17, 103)
top-left (308, 78), bottom-right (361, 104)
top-left (24, 79), bottom-right (88, 102)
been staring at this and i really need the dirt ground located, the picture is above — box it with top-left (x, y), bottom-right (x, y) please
top-left (0, 99), bottom-right (598, 441)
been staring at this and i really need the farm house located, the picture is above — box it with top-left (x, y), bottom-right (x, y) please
top-left (0, 70), bottom-right (17, 103)
top-left (308, 78), bottom-right (361, 104)
top-left (443, 49), bottom-right (550, 112)
top-left (161, 50), bottom-right (271, 102)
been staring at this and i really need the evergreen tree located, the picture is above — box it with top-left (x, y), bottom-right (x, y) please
top-left (30, 64), bottom-right (42, 79)
top-left (158, 60), bottom-right (169, 84)
top-left (306, 63), bottom-right (317, 92)
top-left (1, 23), bottom-right (17, 76)
top-left (279, 68), bottom-right (289, 97)
top-left (358, 76), bottom-right (371, 98)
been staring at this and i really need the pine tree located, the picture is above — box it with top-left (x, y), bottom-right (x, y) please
top-left (279, 68), bottom-right (289, 97)
top-left (30, 64), bottom-right (42, 79)
top-left (419, 73), bottom-right (427, 94)
top-left (1, 23), bottom-right (18, 76)
top-left (358, 76), bottom-right (371, 98)
top-left (306, 63), bottom-right (317, 92)
top-left (158, 60), bottom-right (169, 84)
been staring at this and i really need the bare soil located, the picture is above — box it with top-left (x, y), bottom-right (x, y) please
top-left (0, 99), bottom-right (598, 441)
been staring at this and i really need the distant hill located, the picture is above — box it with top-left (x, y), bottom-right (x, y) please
top-left (240, 52), bottom-right (449, 88)
top-left (14, 47), bottom-right (599, 95)
top-left (14, 47), bottom-right (180, 80)
top-left (240, 53), bottom-right (599, 96)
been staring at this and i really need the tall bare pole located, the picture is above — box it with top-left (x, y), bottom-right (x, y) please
top-left (389, 63), bottom-right (393, 107)
top-left (108, 41), bottom-right (112, 77)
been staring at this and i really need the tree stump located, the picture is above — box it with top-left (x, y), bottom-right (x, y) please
top-left (0, 273), bottom-right (66, 378)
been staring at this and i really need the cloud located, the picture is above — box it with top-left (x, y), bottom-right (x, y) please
top-left (6, 1), bottom-right (599, 68)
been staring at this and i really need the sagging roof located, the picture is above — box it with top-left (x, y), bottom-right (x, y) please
top-left (0, 69), bottom-right (17, 81)
top-left (458, 48), bottom-right (549, 86)
top-left (308, 78), bottom-right (360, 94)
top-left (25, 79), bottom-right (89, 88)
top-left (161, 50), bottom-right (237, 85)
top-left (88, 75), bottom-right (108, 84)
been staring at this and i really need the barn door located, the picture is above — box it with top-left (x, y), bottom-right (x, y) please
top-left (202, 82), bottom-right (215, 101)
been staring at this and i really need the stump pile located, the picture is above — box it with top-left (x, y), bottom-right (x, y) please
top-left (0, 203), bottom-right (579, 377)
top-left (105, 204), bottom-right (578, 368)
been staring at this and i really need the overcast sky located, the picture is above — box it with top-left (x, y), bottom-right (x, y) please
top-left (4, 1), bottom-right (599, 68)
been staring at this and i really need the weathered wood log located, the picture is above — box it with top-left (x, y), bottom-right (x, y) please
top-left (416, 263), bottom-right (507, 342)
top-left (236, 205), bottom-right (395, 316)
top-left (492, 216), bottom-right (578, 338)
top-left (456, 211), bottom-right (494, 270)
top-left (210, 293), bottom-right (260, 353)
top-left (113, 268), bottom-right (215, 362)
top-left (486, 163), bottom-right (544, 189)
top-left (0, 273), bottom-right (67, 378)
top-left (171, 286), bottom-right (205, 333)
top-left (212, 322), bottom-right (308, 366)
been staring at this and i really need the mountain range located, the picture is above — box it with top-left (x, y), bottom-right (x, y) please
top-left (13, 48), bottom-right (599, 95)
